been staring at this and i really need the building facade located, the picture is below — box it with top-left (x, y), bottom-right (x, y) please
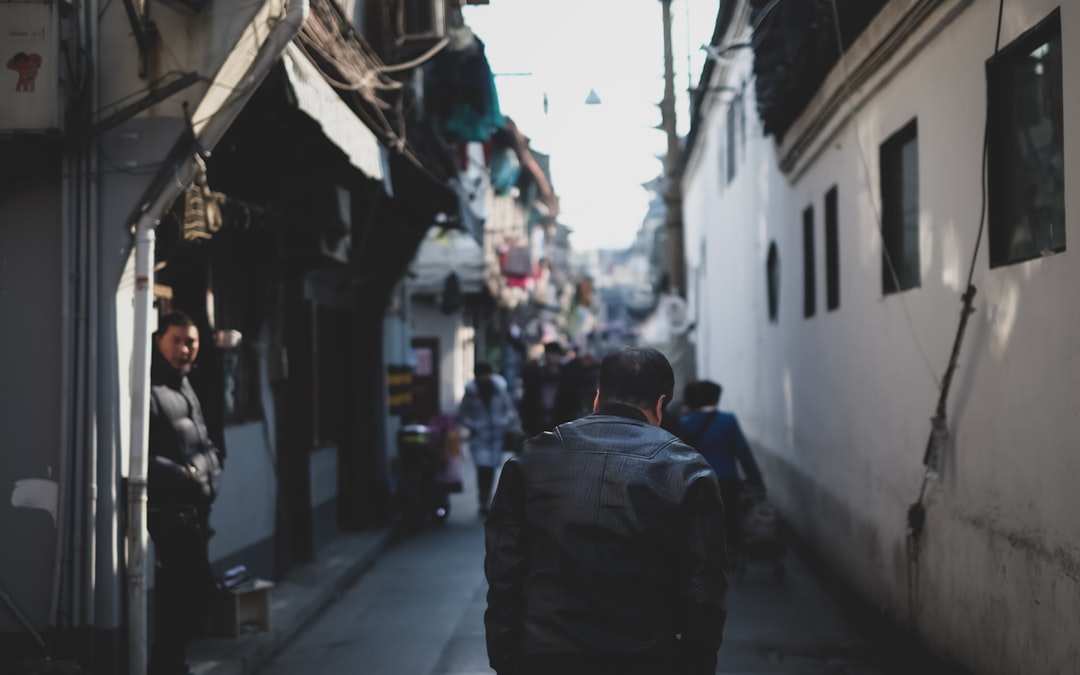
top-left (0, 0), bottom-right (492, 671)
top-left (683, 1), bottom-right (1078, 673)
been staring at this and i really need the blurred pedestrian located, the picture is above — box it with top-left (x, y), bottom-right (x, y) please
top-left (680, 380), bottom-right (764, 556)
top-left (519, 341), bottom-right (571, 436)
top-left (458, 362), bottom-right (516, 517)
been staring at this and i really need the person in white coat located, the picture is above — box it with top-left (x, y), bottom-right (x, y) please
top-left (458, 361), bottom-right (516, 516)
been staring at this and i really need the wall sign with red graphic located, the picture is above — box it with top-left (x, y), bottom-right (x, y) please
top-left (0, 4), bottom-right (61, 132)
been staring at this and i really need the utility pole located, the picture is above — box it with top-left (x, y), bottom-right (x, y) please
top-left (660, 0), bottom-right (685, 295)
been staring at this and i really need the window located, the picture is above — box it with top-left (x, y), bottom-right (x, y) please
top-left (726, 101), bottom-right (737, 184)
top-left (803, 206), bottom-right (816, 317)
top-left (738, 87), bottom-right (747, 151)
top-left (987, 9), bottom-right (1065, 267)
top-left (766, 241), bottom-right (779, 322)
top-left (880, 120), bottom-right (920, 294)
top-left (825, 186), bottom-right (840, 311)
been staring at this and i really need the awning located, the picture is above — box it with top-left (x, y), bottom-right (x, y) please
top-left (282, 43), bottom-right (384, 180)
top-left (407, 228), bottom-right (485, 295)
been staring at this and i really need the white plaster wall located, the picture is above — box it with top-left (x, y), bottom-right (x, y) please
top-left (683, 2), bottom-right (1080, 673)
top-left (411, 300), bottom-right (475, 415)
top-left (208, 422), bottom-right (277, 562)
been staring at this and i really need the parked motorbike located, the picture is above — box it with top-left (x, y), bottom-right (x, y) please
top-left (396, 423), bottom-right (451, 528)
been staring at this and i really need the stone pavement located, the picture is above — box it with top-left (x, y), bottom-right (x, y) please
top-left (188, 472), bottom-right (965, 675)
top-left (187, 526), bottom-right (398, 675)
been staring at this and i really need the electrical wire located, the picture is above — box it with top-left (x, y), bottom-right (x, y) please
top-left (820, 0), bottom-right (1007, 627)
top-left (965, 0), bottom-right (1006, 290)
top-left (377, 37), bottom-right (449, 74)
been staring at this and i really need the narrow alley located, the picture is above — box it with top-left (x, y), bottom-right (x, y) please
top-left (248, 471), bottom-right (911, 675)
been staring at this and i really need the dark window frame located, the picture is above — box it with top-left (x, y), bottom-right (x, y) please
top-left (726, 101), bottom-right (737, 184)
top-left (766, 241), bottom-right (779, 322)
top-left (986, 8), bottom-right (1065, 268)
top-left (825, 186), bottom-right (840, 311)
top-left (803, 206), bottom-right (816, 318)
top-left (880, 119), bottom-right (921, 295)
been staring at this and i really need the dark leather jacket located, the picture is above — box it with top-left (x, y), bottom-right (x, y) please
top-left (485, 403), bottom-right (728, 675)
top-left (148, 350), bottom-right (223, 520)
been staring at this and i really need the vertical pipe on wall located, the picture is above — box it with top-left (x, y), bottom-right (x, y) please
top-left (50, 153), bottom-right (76, 653)
top-left (71, 115), bottom-right (88, 652)
top-left (83, 0), bottom-right (101, 640)
top-left (89, 0), bottom-right (121, 648)
top-left (128, 212), bottom-right (156, 675)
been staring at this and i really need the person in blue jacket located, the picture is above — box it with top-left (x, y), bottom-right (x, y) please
top-left (679, 380), bottom-right (764, 554)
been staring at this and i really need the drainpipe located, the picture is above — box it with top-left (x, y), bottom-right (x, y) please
top-left (127, 174), bottom-right (192, 675)
top-left (127, 3), bottom-right (309, 674)
top-left (127, 208), bottom-right (161, 675)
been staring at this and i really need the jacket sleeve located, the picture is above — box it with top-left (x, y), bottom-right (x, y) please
top-left (676, 470), bottom-right (729, 675)
top-left (484, 457), bottom-right (528, 674)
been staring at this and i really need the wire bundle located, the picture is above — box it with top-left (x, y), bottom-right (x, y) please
top-left (294, 0), bottom-right (450, 152)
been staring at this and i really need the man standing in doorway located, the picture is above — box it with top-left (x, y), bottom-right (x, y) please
top-left (148, 311), bottom-right (224, 675)
top-left (485, 347), bottom-right (728, 675)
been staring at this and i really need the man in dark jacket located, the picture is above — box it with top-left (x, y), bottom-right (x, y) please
top-left (485, 347), bottom-right (728, 675)
top-left (148, 311), bottom-right (224, 675)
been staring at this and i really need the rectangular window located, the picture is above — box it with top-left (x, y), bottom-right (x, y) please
top-left (880, 120), bottom-right (920, 294)
top-left (803, 206), bottom-right (816, 317)
top-left (987, 9), bottom-right (1065, 267)
top-left (825, 186), bottom-right (840, 311)
top-left (738, 89), bottom-right (746, 152)
top-left (726, 102), bottom-right (737, 184)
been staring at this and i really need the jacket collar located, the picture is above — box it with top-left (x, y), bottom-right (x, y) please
top-left (593, 402), bottom-right (649, 423)
top-left (150, 347), bottom-right (186, 388)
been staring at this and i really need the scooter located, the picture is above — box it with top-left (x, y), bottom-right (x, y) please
top-left (397, 424), bottom-right (451, 528)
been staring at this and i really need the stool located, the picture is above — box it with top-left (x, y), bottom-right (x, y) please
top-left (212, 579), bottom-right (274, 637)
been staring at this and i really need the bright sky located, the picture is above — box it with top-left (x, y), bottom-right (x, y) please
top-left (463, 0), bottom-right (719, 252)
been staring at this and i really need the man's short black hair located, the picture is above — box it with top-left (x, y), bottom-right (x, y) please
top-left (684, 380), bottom-right (722, 408)
top-left (156, 310), bottom-right (196, 336)
top-left (474, 361), bottom-right (494, 377)
top-left (543, 341), bottom-right (565, 356)
top-left (597, 347), bottom-right (674, 410)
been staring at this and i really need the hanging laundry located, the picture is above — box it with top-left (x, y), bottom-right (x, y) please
top-left (425, 27), bottom-right (505, 143)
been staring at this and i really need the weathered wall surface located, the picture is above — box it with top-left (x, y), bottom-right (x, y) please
top-left (684, 1), bottom-right (1080, 673)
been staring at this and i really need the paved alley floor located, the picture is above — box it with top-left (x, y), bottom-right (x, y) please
top-left (257, 468), bottom-right (896, 675)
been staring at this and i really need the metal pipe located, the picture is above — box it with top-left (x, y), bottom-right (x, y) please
top-left (193, 0), bottom-right (310, 149)
top-left (85, 32), bottom-right (100, 647)
top-left (128, 211), bottom-right (156, 675)
top-left (71, 114), bottom-right (88, 650)
top-left (50, 150), bottom-right (76, 651)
